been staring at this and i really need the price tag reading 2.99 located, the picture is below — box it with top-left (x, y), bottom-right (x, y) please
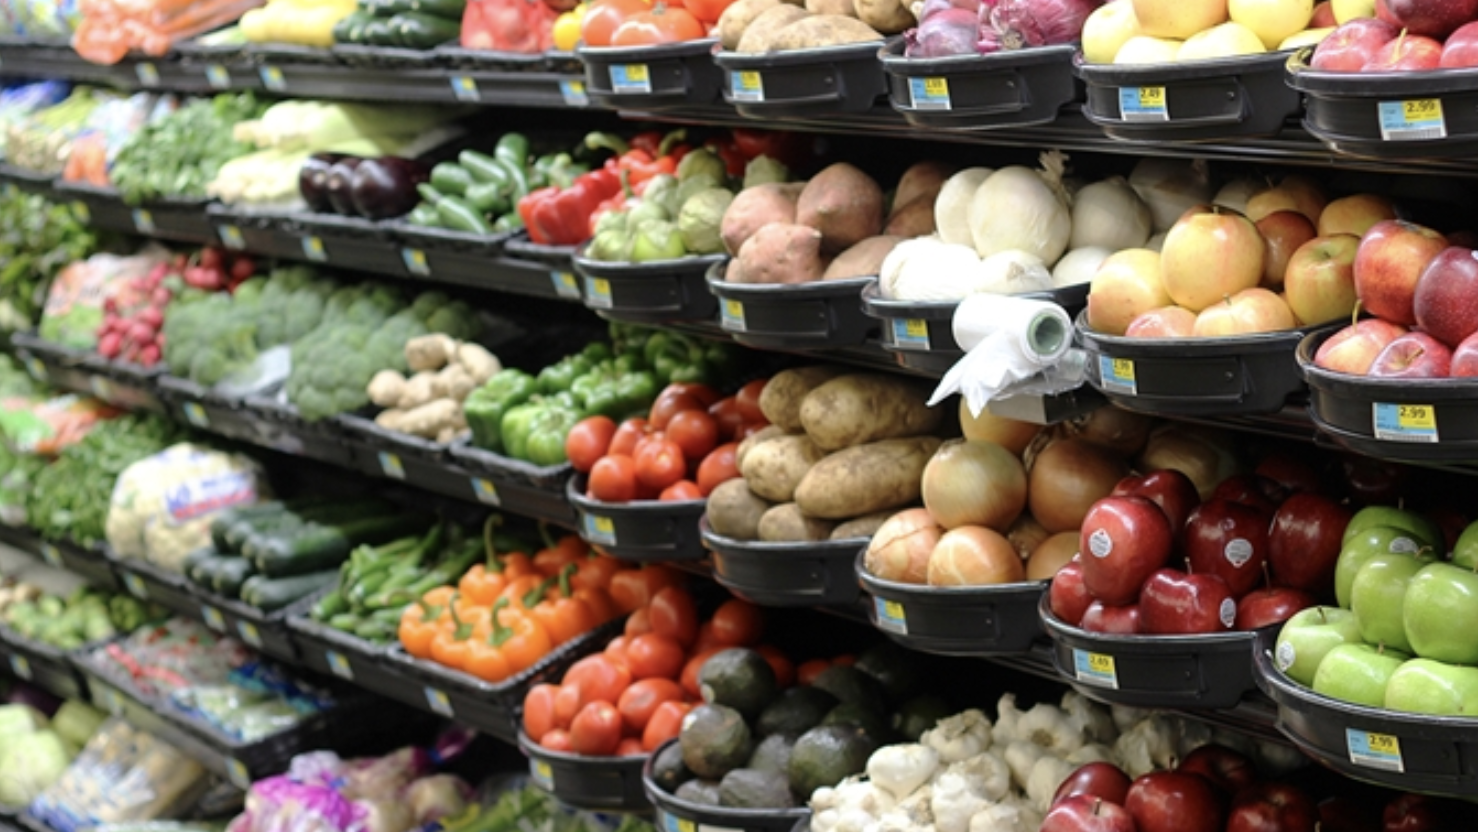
top-left (1372, 402), bottom-right (1438, 443)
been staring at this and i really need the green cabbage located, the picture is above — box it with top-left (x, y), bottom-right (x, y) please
top-left (0, 730), bottom-right (70, 807)
top-left (0, 704), bottom-right (46, 739)
top-left (51, 701), bottom-right (105, 747)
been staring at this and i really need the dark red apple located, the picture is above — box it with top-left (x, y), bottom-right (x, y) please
top-left (1236, 586), bottom-right (1317, 629)
top-left (1427, 506), bottom-right (1469, 552)
top-left (1053, 762), bottom-right (1133, 808)
top-left (1115, 469), bottom-right (1201, 532)
top-left (1451, 329), bottom-right (1478, 376)
top-left (1441, 21), bottom-right (1478, 66)
top-left (1226, 783), bottom-right (1319, 832)
top-left (1353, 220), bottom-right (1449, 326)
top-left (1369, 331), bottom-right (1453, 378)
top-left (1184, 499), bottom-right (1271, 598)
top-left (1341, 454), bottom-right (1410, 506)
top-left (1312, 19), bottom-right (1400, 71)
top-left (1125, 771), bottom-right (1227, 832)
top-left (1254, 454), bottom-right (1322, 496)
top-left (1079, 496), bottom-right (1175, 606)
top-left (1081, 600), bottom-right (1142, 634)
top-left (1210, 474), bottom-right (1281, 515)
top-left (1366, 32), bottom-right (1445, 69)
top-left (1383, 793), bottom-right (1449, 832)
top-left (1051, 559), bottom-right (1094, 626)
top-left (1319, 795), bottom-right (1382, 832)
top-left (1311, 0), bottom-right (1337, 25)
top-left (1042, 795), bottom-right (1138, 832)
top-left (1176, 744), bottom-right (1257, 798)
top-left (1382, 0), bottom-right (1478, 40)
top-left (1139, 568), bottom-right (1237, 635)
top-left (1413, 246), bottom-right (1478, 348)
top-left (1269, 492), bottom-right (1354, 592)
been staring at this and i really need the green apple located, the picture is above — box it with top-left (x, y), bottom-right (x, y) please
top-left (1312, 643), bottom-right (1410, 707)
top-left (1335, 526), bottom-right (1434, 609)
top-left (1274, 606), bottom-right (1364, 687)
top-left (1385, 657), bottom-right (1478, 716)
top-left (1403, 562), bottom-right (1478, 665)
top-left (1343, 506), bottom-right (1442, 552)
top-left (1451, 520), bottom-right (1478, 569)
top-left (1352, 553), bottom-right (1427, 654)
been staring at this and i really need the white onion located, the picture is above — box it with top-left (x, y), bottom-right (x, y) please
top-left (976, 250), bottom-right (1053, 295)
top-left (1051, 247), bottom-right (1111, 288)
top-left (1069, 177), bottom-right (1152, 251)
top-left (968, 153), bottom-right (1072, 265)
top-left (935, 167), bottom-right (994, 247)
top-left (1213, 179), bottom-right (1262, 214)
top-left (879, 237), bottom-right (987, 302)
top-left (1129, 158), bottom-right (1214, 232)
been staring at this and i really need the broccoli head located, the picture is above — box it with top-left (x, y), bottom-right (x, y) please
top-left (426, 300), bottom-right (478, 341)
top-left (410, 290), bottom-right (450, 320)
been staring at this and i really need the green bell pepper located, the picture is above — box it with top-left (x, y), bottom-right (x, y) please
top-left (536, 342), bottom-right (613, 394)
top-left (571, 361), bottom-right (659, 420)
top-left (464, 368), bottom-right (539, 451)
top-left (644, 331), bottom-right (710, 385)
top-left (531, 153), bottom-right (590, 190)
top-left (501, 394), bottom-right (582, 466)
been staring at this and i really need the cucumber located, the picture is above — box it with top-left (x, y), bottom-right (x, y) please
top-left (251, 513), bottom-right (431, 578)
top-left (212, 557), bottom-right (257, 599)
top-left (390, 11), bottom-right (460, 49)
top-left (333, 9), bottom-right (375, 42)
top-left (210, 502), bottom-right (286, 551)
top-left (399, 0), bottom-right (465, 19)
top-left (362, 18), bottom-right (400, 46)
top-left (241, 570), bottom-right (338, 612)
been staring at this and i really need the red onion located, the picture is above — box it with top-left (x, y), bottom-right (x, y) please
top-left (906, 6), bottom-right (981, 56)
top-left (976, 0), bottom-right (1103, 53)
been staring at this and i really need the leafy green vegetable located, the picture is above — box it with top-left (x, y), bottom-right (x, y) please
top-left (110, 93), bottom-right (265, 204)
top-left (0, 188), bottom-right (102, 330)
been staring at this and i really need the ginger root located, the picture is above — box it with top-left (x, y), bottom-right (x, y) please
top-left (367, 370), bottom-right (407, 408)
top-left (405, 334), bottom-right (458, 372)
top-left (456, 342), bottom-right (501, 384)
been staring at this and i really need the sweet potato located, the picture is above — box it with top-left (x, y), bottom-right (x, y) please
top-left (736, 4), bottom-right (812, 51)
top-left (794, 436), bottom-right (943, 519)
top-left (769, 14), bottom-right (882, 49)
top-left (796, 162), bottom-right (884, 255)
top-left (883, 197), bottom-right (936, 237)
top-left (805, 0), bottom-right (856, 16)
top-left (719, 0), bottom-right (782, 48)
top-left (893, 160), bottom-right (955, 213)
top-left (853, 0), bottom-right (914, 33)
top-left (721, 182), bottom-right (805, 254)
top-left (727, 222), bottom-right (825, 284)
top-left (823, 235), bottom-right (903, 280)
top-left (800, 373), bottom-right (943, 451)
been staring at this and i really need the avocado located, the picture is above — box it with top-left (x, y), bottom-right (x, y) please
top-left (680, 704), bottom-right (754, 780)
top-left (810, 665), bottom-right (888, 716)
top-left (699, 648), bottom-right (779, 720)
top-left (788, 724), bottom-right (877, 798)
top-left (748, 733), bottom-right (796, 776)
top-left (894, 694), bottom-right (955, 742)
top-left (756, 686), bottom-right (838, 737)
top-left (855, 640), bottom-right (927, 706)
top-left (675, 779), bottom-right (723, 806)
top-left (821, 702), bottom-right (893, 745)
top-left (652, 741), bottom-right (693, 794)
top-left (719, 768), bottom-right (797, 809)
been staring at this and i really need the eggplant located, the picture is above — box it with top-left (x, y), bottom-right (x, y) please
top-left (349, 156), bottom-right (431, 220)
top-left (324, 157), bottom-right (366, 216)
top-left (298, 153), bottom-right (346, 213)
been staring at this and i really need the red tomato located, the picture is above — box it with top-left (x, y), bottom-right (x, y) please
top-left (680, 647), bottom-right (725, 697)
top-left (755, 644), bottom-right (795, 688)
top-left (540, 728), bottom-right (574, 752)
top-left (564, 654), bottom-right (633, 705)
top-left (693, 620), bottom-right (722, 651)
top-left (554, 684), bottom-right (584, 726)
top-left (660, 480), bottom-right (703, 501)
top-left (797, 659), bottom-right (830, 686)
top-left (617, 737), bottom-right (647, 756)
top-left (832, 653), bottom-right (856, 666)
top-left (635, 438), bottom-right (686, 490)
top-left (674, 383), bottom-right (721, 407)
top-left (609, 418), bottom-right (649, 457)
top-left (617, 677), bottom-right (685, 733)
top-left (648, 585), bottom-right (699, 647)
top-left (707, 397), bottom-right (745, 441)
top-left (579, 0), bottom-right (649, 46)
top-left (625, 607), bottom-right (653, 638)
top-left (570, 701), bottom-right (624, 755)
top-left (735, 379), bottom-right (767, 422)
top-left (667, 410), bottom-right (719, 461)
top-left (566, 416), bottom-right (617, 473)
top-left (649, 392), bottom-right (701, 430)
top-left (626, 633), bottom-right (686, 680)
top-left (696, 443), bottom-right (740, 495)
top-left (589, 454), bottom-right (639, 502)
top-left (683, 0), bottom-right (733, 24)
top-left (710, 598), bottom-right (764, 646)
top-left (523, 683), bottom-right (561, 737)
top-left (642, 700), bottom-right (694, 750)
top-left (605, 635), bottom-right (630, 664)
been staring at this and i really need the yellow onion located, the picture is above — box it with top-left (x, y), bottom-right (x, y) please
top-left (922, 439), bottom-right (1027, 531)
top-left (959, 399), bottom-right (1042, 456)
top-left (863, 509), bottom-right (942, 584)
top-left (927, 526), bottom-right (1026, 586)
top-left (1028, 438), bottom-right (1129, 533)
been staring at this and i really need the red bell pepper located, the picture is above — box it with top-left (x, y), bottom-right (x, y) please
top-left (731, 128), bottom-right (808, 165)
top-left (517, 168), bottom-right (622, 246)
top-left (705, 137), bottom-right (746, 177)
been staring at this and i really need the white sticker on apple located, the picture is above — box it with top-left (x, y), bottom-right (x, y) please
top-left (1224, 538), bottom-right (1254, 568)
top-left (1389, 537), bottom-right (1418, 554)
top-left (1219, 597), bottom-right (1236, 629)
top-left (1276, 641), bottom-right (1295, 672)
top-left (1088, 528), bottom-right (1113, 558)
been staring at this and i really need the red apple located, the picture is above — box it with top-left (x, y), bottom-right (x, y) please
top-left (1053, 762), bottom-right (1133, 808)
top-left (1354, 221), bottom-right (1449, 325)
top-left (1382, 0), bottom-right (1478, 40)
top-left (1051, 559), bottom-right (1094, 626)
top-left (1413, 246), bottom-right (1478, 348)
top-left (1114, 469), bottom-right (1201, 532)
top-left (1313, 318), bottom-right (1409, 375)
top-left (1319, 796), bottom-right (1382, 832)
top-left (1139, 568), bottom-right (1237, 634)
top-left (1341, 454), bottom-right (1410, 505)
top-left (1311, 0), bottom-right (1337, 24)
top-left (1312, 19), bottom-right (1400, 70)
top-left (1256, 211), bottom-right (1318, 290)
top-left (1284, 234), bottom-right (1360, 326)
top-left (1378, 0), bottom-right (1400, 24)
top-left (1383, 793), bottom-right (1449, 832)
top-left (1192, 288), bottom-right (1297, 337)
top-left (1184, 499), bottom-right (1270, 598)
top-left (1269, 492), bottom-right (1354, 592)
top-left (1366, 31), bottom-right (1445, 68)
top-left (1369, 331), bottom-right (1453, 378)
top-left (1441, 20), bottom-right (1478, 66)
top-left (1226, 783), bottom-right (1319, 832)
top-left (1235, 586), bottom-right (1318, 629)
top-left (1080, 496), bottom-right (1175, 606)
top-left (1125, 771), bottom-right (1227, 832)
top-left (1210, 474), bottom-right (1282, 515)
top-left (1081, 600), bottom-right (1142, 634)
top-left (1254, 454), bottom-right (1322, 496)
top-left (1176, 744), bottom-right (1257, 798)
top-left (1042, 795), bottom-right (1138, 832)
top-left (1126, 306), bottom-right (1197, 338)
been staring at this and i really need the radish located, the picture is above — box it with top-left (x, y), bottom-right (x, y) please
top-left (138, 344), bottom-right (160, 366)
top-left (138, 308), bottom-right (164, 329)
top-left (98, 332), bottom-right (122, 359)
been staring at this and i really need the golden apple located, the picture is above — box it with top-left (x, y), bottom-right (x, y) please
top-left (1179, 21), bottom-right (1269, 58)
top-left (1161, 210), bottom-right (1265, 311)
top-left (1087, 249), bottom-right (1171, 334)
top-left (1132, 0), bottom-right (1228, 39)
top-left (1331, 0), bottom-right (1374, 22)
top-left (1229, 0), bottom-right (1313, 48)
top-left (1318, 193), bottom-right (1397, 237)
top-left (1115, 34), bottom-right (1185, 62)
top-left (1192, 288), bottom-right (1298, 336)
top-left (1084, 1), bottom-right (1143, 63)
top-left (1278, 25), bottom-right (1334, 47)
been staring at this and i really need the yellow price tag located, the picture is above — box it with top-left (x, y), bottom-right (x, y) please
top-left (676, 818), bottom-right (696, 832)
top-left (1398, 404), bottom-right (1435, 430)
top-left (592, 278), bottom-right (611, 297)
top-left (1087, 653), bottom-right (1115, 674)
top-left (904, 319), bottom-right (928, 338)
top-left (1111, 358), bottom-right (1135, 381)
top-left (1367, 732), bottom-right (1400, 755)
top-left (923, 77), bottom-right (949, 97)
top-left (1404, 99), bottom-right (1442, 120)
top-left (883, 600), bottom-right (905, 619)
top-left (594, 516), bottom-right (615, 535)
top-left (1138, 86), bottom-right (1165, 107)
top-left (624, 64), bottom-right (649, 82)
top-left (739, 71), bottom-right (762, 88)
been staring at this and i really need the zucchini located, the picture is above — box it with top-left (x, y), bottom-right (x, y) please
top-left (333, 8), bottom-right (375, 42)
top-left (251, 513), bottom-right (432, 578)
top-left (362, 18), bottom-right (400, 46)
top-left (189, 554), bottom-right (236, 589)
top-left (211, 502), bottom-right (287, 550)
top-left (390, 11), bottom-right (460, 48)
top-left (430, 162), bottom-right (474, 196)
top-left (241, 570), bottom-right (339, 612)
top-left (182, 547), bottom-right (221, 581)
top-left (212, 557), bottom-right (257, 599)
top-left (387, 0), bottom-right (464, 17)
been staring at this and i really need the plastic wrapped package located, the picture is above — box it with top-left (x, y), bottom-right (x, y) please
top-left (28, 718), bottom-right (211, 832)
top-left (38, 246), bottom-right (173, 349)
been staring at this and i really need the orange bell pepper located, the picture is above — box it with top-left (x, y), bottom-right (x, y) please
top-left (399, 595), bottom-right (447, 659)
top-left (529, 565), bottom-right (599, 646)
top-left (570, 552), bottom-right (623, 593)
top-left (464, 623), bottom-right (513, 683)
top-left (429, 593), bottom-right (477, 671)
top-left (533, 527), bottom-right (589, 577)
top-left (492, 598), bottom-right (554, 675)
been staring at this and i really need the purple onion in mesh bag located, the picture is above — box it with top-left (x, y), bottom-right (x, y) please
top-left (976, 0), bottom-right (1101, 53)
top-left (904, 3), bottom-right (981, 56)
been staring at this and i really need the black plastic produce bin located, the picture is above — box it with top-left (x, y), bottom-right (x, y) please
top-left (1287, 47), bottom-right (1478, 158)
top-left (1297, 325), bottom-right (1478, 462)
top-left (566, 476), bottom-right (706, 562)
top-left (706, 265), bottom-right (876, 349)
top-left (436, 47), bottom-right (594, 108)
top-left (287, 600), bottom-right (428, 707)
top-left (505, 235), bottom-right (579, 270)
top-left (387, 222), bottom-right (519, 284)
top-left (41, 538), bottom-right (120, 592)
top-left (644, 739), bottom-right (810, 832)
top-left (207, 205), bottom-right (311, 260)
top-left (0, 625), bottom-right (90, 701)
top-left (713, 40), bottom-right (892, 118)
top-left (243, 394), bottom-right (362, 469)
top-left (10, 332), bottom-right (97, 400)
top-left (187, 584), bottom-right (301, 663)
top-left (109, 554), bottom-right (200, 620)
top-left (0, 36), bottom-right (127, 86)
top-left (519, 729), bottom-right (651, 811)
top-left (50, 182), bottom-right (216, 243)
top-left (244, 43), bottom-right (452, 103)
top-left (176, 38), bottom-right (262, 91)
top-left (336, 413), bottom-right (478, 501)
top-left (448, 440), bottom-right (579, 526)
top-left (289, 212), bottom-right (411, 277)
top-left (0, 163), bottom-right (61, 197)
top-left (880, 41), bottom-right (1079, 129)
top-left (578, 39), bottom-right (724, 109)
top-left (572, 246), bottom-right (724, 323)
top-left (77, 355), bottom-right (167, 413)
top-left (154, 375), bottom-right (268, 444)
top-left (1076, 50), bottom-right (1300, 141)
top-left (856, 552), bottom-right (1046, 655)
top-left (1038, 594), bottom-right (1260, 709)
top-left (699, 518), bottom-right (862, 608)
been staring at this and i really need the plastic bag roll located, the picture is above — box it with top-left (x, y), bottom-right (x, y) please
top-left (951, 293), bottom-right (1072, 363)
